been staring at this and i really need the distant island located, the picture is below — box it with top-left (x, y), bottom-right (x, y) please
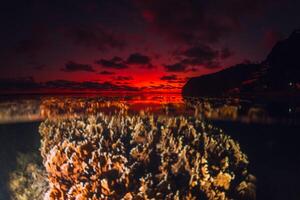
top-left (182, 30), bottom-right (300, 102)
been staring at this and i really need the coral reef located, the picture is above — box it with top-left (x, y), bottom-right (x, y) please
top-left (39, 111), bottom-right (256, 200)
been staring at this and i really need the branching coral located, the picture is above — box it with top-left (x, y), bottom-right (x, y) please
top-left (9, 152), bottom-right (48, 200)
top-left (39, 111), bottom-right (256, 200)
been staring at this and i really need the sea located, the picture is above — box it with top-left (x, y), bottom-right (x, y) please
top-left (0, 93), bottom-right (299, 200)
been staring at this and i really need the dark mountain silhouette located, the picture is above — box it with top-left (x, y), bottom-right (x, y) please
top-left (182, 63), bottom-right (261, 96)
top-left (264, 29), bottom-right (300, 85)
top-left (182, 30), bottom-right (300, 98)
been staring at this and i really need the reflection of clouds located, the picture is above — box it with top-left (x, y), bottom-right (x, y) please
top-left (40, 95), bottom-right (185, 118)
top-left (0, 99), bottom-right (41, 123)
top-left (39, 109), bottom-right (255, 199)
top-left (2, 95), bottom-right (296, 124)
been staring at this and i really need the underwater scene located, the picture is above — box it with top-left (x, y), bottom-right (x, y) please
top-left (0, 93), bottom-right (299, 200)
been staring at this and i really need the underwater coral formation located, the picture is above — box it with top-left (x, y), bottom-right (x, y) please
top-left (39, 111), bottom-right (256, 200)
top-left (9, 152), bottom-right (48, 200)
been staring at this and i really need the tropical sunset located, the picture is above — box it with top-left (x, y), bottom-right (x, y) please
top-left (0, 1), bottom-right (299, 200)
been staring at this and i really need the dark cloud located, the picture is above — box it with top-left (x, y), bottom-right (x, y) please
top-left (220, 48), bottom-right (234, 59)
top-left (136, 0), bottom-right (272, 44)
top-left (160, 74), bottom-right (187, 84)
top-left (46, 80), bottom-right (138, 91)
top-left (189, 68), bottom-right (198, 72)
top-left (115, 76), bottom-right (134, 81)
top-left (164, 63), bottom-right (188, 72)
top-left (61, 61), bottom-right (95, 72)
top-left (160, 75), bottom-right (178, 81)
top-left (203, 61), bottom-right (221, 69)
top-left (45, 80), bottom-right (78, 89)
top-left (141, 84), bottom-right (181, 90)
top-left (171, 44), bottom-right (231, 69)
top-left (0, 77), bottom-right (39, 90)
top-left (32, 64), bottom-right (46, 70)
top-left (99, 70), bottom-right (115, 75)
top-left (0, 78), bottom-right (139, 93)
top-left (181, 44), bottom-right (219, 64)
top-left (263, 30), bottom-right (283, 48)
top-left (96, 53), bottom-right (154, 69)
top-left (95, 57), bottom-right (128, 69)
top-left (127, 53), bottom-right (150, 64)
top-left (65, 24), bottom-right (126, 51)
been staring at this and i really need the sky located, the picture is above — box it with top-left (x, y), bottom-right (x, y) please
top-left (0, 0), bottom-right (299, 93)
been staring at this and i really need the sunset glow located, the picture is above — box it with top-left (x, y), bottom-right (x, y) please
top-left (2, 0), bottom-right (297, 94)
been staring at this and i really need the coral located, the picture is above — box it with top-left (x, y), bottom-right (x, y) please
top-left (8, 152), bottom-right (48, 200)
top-left (39, 111), bottom-right (255, 200)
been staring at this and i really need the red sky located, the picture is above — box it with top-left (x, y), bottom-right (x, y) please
top-left (0, 0), bottom-right (299, 94)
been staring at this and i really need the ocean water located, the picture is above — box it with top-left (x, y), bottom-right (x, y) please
top-left (0, 93), bottom-right (299, 200)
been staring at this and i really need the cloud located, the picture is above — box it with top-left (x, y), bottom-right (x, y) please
top-left (263, 30), bottom-right (283, 48)
top-left (170, 44), bottom-right (231, 70)
top-left (99, 70), bottom-right (115, 75)
top-left (45, 80), bottom-right (139, 91)
top-left (95, 57), bottom-right (128, 69)
top-left (164, 63), bottom-right (188, 72)
top-left (220, 47), bottom-right (234, 59)
top-left (189, 68), bottom-right (198, 72)
top-left (65, 24), bottom-right (126, 51)
top-left (0, 77), bottom-right (39, 90)
top-left (45, 80), bottom-right (79, 89)
top-left (114, 76), bottom-right (134, 81)
top-left (136, 0), bottom-right (272, 44)
top-left (33, 64), bottom-right (46, 70)
top-left (181, 44), bottom-right (219, 64)
top-left (96, 53), bottom-right (154, 69)
top-left (61, 61), bottom-right (95, 72)
top-left (160, 74), bottom-right (187, 84)
top-left (126, 53), bottom-right (153, 68)
top-left (201, 61), bottom-right (221, 69)
top-left (141, 84), bottom-right (181, 91)
top-left (160, 75), bottom-right (178, 81)
top-left (0, 78), bottom-right (139, 92)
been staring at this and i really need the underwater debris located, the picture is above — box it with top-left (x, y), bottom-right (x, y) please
top-left (39, 111), bottom-right (255, 200)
